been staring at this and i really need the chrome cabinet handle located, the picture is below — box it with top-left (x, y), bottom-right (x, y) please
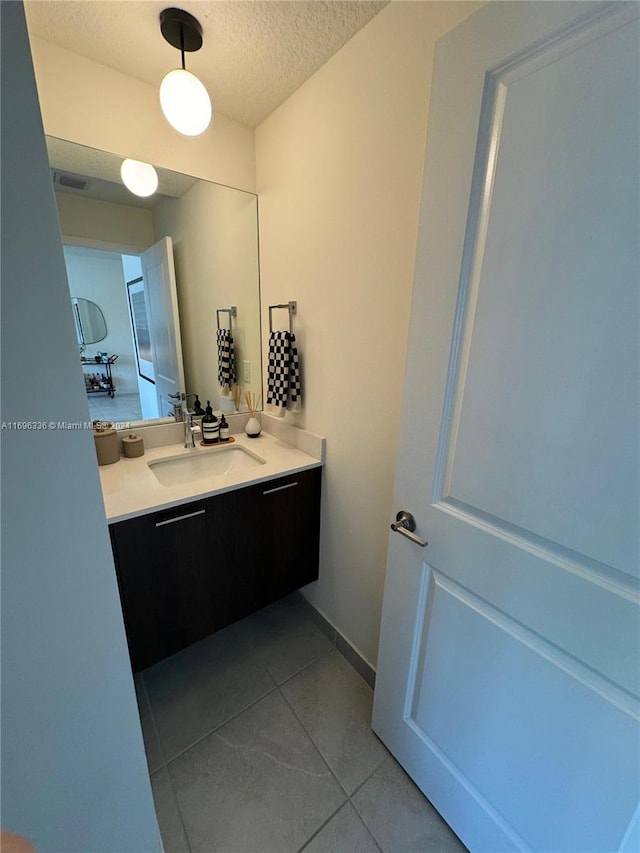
top-left (390, 511), bottom-right (428, 547)
top-left (263, 481), bottom-right (298, 495)
top-left (155, 509), bottom-right (205, 527)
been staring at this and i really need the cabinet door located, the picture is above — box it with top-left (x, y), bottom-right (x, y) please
top-left (206, 488), bottom-right (260, 630)
top-left (110, 496), bottom-right (228, 670)
top-left (238, 468), bottom-right (322, 609)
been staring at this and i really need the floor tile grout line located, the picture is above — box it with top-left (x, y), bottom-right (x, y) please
top-left (346, 752), bottom-right (391, 801)
top-left (141, 672), bottom-right (193, 853)
top-left (277, 646), bottom-right (388, 797)
top-left (294, 799), bottom-right (384, 853)
top-left (294, 801), bottom-right (348, 853)
top-left (276, 683), bottom-right (360, 853)
top-left (348, 796), bottom-right (385, 853)
top-left (348, 763), bottom-right (393, 853)
top-left (277, 681), bottom-right (351, 801)
top-left (344, 795), bottom-right (385, 853)
top-left (144, 609), bottom-right (328, 766)
top-left (272, 645), bottom-right (335, 690)
top-left (161, 636), bottom-right (332, 767)
top-left (162, 676), bottom-right (280, 766)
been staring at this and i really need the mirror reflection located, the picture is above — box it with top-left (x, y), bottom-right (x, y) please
top-left (72, 297), bottom-right (107, 345)
top-left (47, 136), bottom-right (262, 426)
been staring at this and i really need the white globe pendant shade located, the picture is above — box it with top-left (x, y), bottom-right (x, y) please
top-left (120, 159), bottom-right (158, 197)
top-left (159, 68), bottom-right (212, 136)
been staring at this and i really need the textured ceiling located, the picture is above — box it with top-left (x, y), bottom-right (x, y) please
top-left (24, 0), bottom-right (389, 127)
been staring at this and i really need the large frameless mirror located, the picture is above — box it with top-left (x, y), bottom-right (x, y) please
top-left (48, 136), bottom-right (262, 425)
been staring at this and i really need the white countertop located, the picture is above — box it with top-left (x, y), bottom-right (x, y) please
top-left (100, 430), bottom-right (323, 523)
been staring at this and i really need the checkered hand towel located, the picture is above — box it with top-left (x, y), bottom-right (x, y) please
top-left (217, 329), bottom-right (236, 393)
top-left (266, 331), bottom-right (302, 418)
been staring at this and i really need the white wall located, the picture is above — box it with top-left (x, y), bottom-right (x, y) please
top-left (28, 35), bottom-right (256, 193)
top-left (0, 4), bottom-right (160, 849)
top-left (56, 191), bottom-right (155, 254)
top-left (153, 182), bottom-right (261, 411)
top-left (64, 246), bottom-right (139, 395)
top-left (255, 0), bottom-right (482, 665)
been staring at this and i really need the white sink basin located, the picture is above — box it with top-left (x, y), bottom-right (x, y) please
top-left (148, 444), bottom-right (266, 487)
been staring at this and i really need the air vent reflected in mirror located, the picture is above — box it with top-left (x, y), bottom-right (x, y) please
top-left (53, 171), bottom-right (91, 191)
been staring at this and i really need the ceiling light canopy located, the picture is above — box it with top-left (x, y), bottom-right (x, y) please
top-left (159, 7), bottom-right (212, 137)
top-left (120, 159), bottom-right (159, 197)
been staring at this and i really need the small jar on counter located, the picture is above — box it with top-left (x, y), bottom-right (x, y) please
top-left (93, 421), bottom-right (120, 465)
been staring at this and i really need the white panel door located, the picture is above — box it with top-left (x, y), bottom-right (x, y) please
top-left (372, 3), bottom-right (639, 852)
top-left (141, 236), bottom-right (185, 418)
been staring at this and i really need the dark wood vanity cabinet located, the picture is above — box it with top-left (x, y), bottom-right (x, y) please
top-left (109, 466), bottom-right (321, 671)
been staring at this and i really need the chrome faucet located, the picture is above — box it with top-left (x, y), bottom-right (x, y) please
top-left (184, 411), bottom-right (198, 448)
top-left (169, 391), bottom-right (184, 422)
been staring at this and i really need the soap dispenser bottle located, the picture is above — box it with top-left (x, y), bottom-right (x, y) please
top-left (219, 414), bottom-right (230, 442)
top-left (192, 395), bottom-right (205, 431)
top-left (202, 400), bottom-right (219, 444)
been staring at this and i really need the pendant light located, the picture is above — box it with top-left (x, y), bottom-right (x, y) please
top-left (120, 158), bottom-right (159, 197)
top-left (159, 7), bottom-right (212, 137)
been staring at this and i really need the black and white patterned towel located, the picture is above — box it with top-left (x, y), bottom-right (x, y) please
top-left (266, 330), bottom-right (302, 418)
top-left (217, 329), bottom-right (236, 393)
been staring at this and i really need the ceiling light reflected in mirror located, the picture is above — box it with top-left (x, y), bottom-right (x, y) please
top-left (120, 158), bottom-right (159, 197)
top-left (47, 136), bottom-right (197, 211)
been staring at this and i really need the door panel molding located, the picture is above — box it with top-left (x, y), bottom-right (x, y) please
top-left (403, 569), bottom-right (639, 852)
top-left (403, 715), bottom-right (530, 853)
top-left (433, 2), bottom-right (639, 577)
top-left (435, 496), bottom-right (639, 598)
top-left (413, 570), bottom-right (639, 719)
top-left (434, 1), bottom-right (638, 508)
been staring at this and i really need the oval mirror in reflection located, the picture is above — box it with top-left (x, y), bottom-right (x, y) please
top-left (72, 297), bottom-right (107, 344)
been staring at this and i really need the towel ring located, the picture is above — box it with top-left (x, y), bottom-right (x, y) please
top-left (268, 301), bottom-right (297, 333)
top-left (216, 306), bottom-right (237, 331)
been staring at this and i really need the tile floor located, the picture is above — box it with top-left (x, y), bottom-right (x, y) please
top-left (87, 391), bottom-right (142, 426)
top-left (134, 594), bottom-right (467, 853)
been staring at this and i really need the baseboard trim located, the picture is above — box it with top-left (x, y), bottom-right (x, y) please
top-left (296, 593), bottom-right (376, 689)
